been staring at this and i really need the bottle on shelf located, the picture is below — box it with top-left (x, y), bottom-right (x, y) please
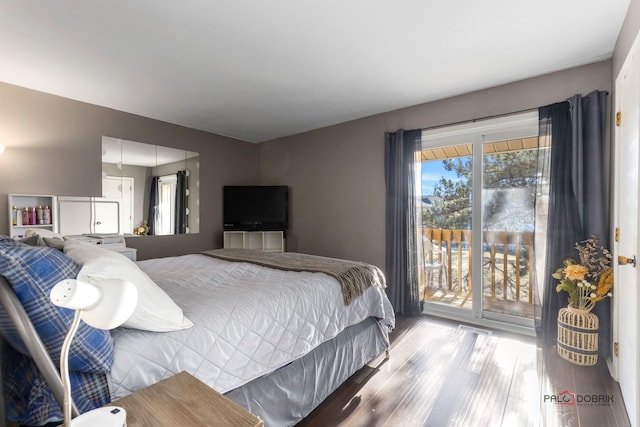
top-left (28, 207), bottom-right (37, 225)
top-left (12, 206), bottom-right (18, 226)
top-left (37, 206), bottom-right (44, 225)
top-left (43, 205), bottom-right (51, 225)
top-left (21, 208), bottom-right (29, 226)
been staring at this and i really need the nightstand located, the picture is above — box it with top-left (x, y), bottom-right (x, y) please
top-left (109, 371), bottom-right (263, 427)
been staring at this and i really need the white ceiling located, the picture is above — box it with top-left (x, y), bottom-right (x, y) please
top-left (0, 1), bottom-right (630, 143)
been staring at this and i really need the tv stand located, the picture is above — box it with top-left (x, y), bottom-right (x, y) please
top-left (223, 230), bottom-right (284, 252)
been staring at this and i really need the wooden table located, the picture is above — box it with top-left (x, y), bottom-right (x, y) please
top-left (110, 371), bottom-right (263, 427)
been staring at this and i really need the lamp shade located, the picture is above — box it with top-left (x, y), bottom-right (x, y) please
top-left (50, 279), bottom-right (138, 330)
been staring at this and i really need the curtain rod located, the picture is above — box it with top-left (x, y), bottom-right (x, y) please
top-left (421, 107), bottom-right (538, 133)
top-left (419, 90), bottom-right (609, 133)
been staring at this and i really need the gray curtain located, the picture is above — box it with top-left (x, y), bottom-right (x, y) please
top-left (174, 170), bottom-right (187, 234)
top-left (535, 90), bottom-right (610, 354)
top-left (569, 91), bottom-right (610, 244)
top-left (384, 129), bottom-right (422, 315)
top-left (570, 91), bottom-right (611, 355)
top-left (147, 175), bottom-right (159, 236)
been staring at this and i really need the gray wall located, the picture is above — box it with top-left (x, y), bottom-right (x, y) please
top-left (0, 82), bottom-right (258, 259)
top-left (614, 0), bottom-right (640, 78)
top-left (0, 60), bottom-right (620, 267)
top-left (258, 61), bottom-right (613, 270)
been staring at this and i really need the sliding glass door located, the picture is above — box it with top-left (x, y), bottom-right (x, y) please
top-left (418, 142), bottom-right (473, 311)
top-left (417, 112), bottom-right (545, 331)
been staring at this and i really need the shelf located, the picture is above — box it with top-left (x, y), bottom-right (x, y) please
top-left (8, 194), bottom-right (58, 238)
top-left (223, 231), bottom-right (284, 252)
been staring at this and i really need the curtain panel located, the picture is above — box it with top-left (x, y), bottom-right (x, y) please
top-left (147, 175), bottom-right (159, 236)
top-left (174, 170), bottom-right (187, 234)
top-left (536, 90), bottom-right (611, 355)
top-left (569, 91), bottom-right (611, 355)
top-left (384, 129), bottom-right (422, 315)
top-left (536, 101), bottom-right (581, 344)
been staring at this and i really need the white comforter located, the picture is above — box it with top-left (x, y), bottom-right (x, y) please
top-left (108, 254), bottom-right (395, 399)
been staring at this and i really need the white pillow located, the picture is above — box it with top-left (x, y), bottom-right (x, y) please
top-left (64, 239), bottom-right (193, 332)
top-left (25, 228), bottom-right (65, 240)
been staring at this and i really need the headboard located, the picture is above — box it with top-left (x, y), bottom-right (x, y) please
top-left (0, 276), bottom-right (80, 421)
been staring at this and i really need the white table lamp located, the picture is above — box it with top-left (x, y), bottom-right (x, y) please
top-left (50, 278), bottom-right (138, 427)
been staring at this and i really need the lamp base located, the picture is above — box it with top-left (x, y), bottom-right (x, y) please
top-left (69, 406), bottom-right (127, 427)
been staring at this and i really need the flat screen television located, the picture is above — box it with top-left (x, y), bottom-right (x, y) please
top-left (223, 185), bottom-right (289, 231)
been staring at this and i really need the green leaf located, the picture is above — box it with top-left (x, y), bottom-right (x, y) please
top-left (556, 280), bottom-right (576, 294)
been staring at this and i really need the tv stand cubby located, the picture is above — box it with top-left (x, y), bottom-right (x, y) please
top-left (223, 230), bottom-right (285, 252)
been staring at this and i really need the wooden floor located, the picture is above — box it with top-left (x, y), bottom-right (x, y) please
top-left (297, 315), bottom-right (630, 427)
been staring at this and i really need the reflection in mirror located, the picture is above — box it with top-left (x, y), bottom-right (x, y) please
top-left (102, 136), bottom-right (200, 236)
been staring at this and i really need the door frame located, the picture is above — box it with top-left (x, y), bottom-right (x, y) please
top-left (611, 27), bottom-right (640, 427)
top-left (101, 175), bottom-right (134, 234)
top-left (418, 111), bottom-right (539, 336)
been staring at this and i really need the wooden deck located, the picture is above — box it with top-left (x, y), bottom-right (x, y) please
top-left (419, 227), bottom-right (535, 319)
top-left (422, 287), bottom-right (535, 318)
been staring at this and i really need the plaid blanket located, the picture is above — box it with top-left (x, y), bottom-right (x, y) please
top-left (3, 346), bottom-right (110, 425)
top-left (0, 237), bottom-right (112, 425)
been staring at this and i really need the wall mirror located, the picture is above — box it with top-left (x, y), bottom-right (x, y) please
top-left (98, 136), bottom-right (200, 236)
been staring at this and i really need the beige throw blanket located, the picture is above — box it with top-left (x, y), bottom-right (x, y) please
top-left (201, 248), bottom-right (386, 305)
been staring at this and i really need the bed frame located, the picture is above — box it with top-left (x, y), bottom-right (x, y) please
top-left (0, 276), bottom-right (80, 421)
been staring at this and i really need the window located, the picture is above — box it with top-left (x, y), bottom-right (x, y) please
top-left (157, 174), bottom-right (177, 236)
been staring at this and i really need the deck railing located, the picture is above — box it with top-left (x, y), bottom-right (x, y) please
top-left (419, 228), bottom-right (535, 307)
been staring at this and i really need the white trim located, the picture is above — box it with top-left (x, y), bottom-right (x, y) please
top-left (611, 24), bottom-right (640, 426)
top-left (471, 137), bottom-right (483, 316)
top-left (422, 302), bottom-right (536, 337)
top-left (421, 110), bottom-right (539, 148)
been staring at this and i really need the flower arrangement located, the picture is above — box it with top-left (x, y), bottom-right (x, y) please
top-left (134, 219), bottom-right (150, 236)
top-left (553, 237), bottom-right (613, 311)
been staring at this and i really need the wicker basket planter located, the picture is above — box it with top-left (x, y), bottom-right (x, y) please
top-left (557, 307), bottom-right (599, 366)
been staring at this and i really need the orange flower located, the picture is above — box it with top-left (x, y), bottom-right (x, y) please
top-left (590, 268), bottom-right (614, 303)
top-left (565, 264), bottom-right (589, 281)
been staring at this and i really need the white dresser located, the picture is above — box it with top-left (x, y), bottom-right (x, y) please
top-left (66, 235), bottom-right (137, 261)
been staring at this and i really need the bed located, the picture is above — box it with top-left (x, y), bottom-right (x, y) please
top-left (0, 235), bottom-right (395, 426)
